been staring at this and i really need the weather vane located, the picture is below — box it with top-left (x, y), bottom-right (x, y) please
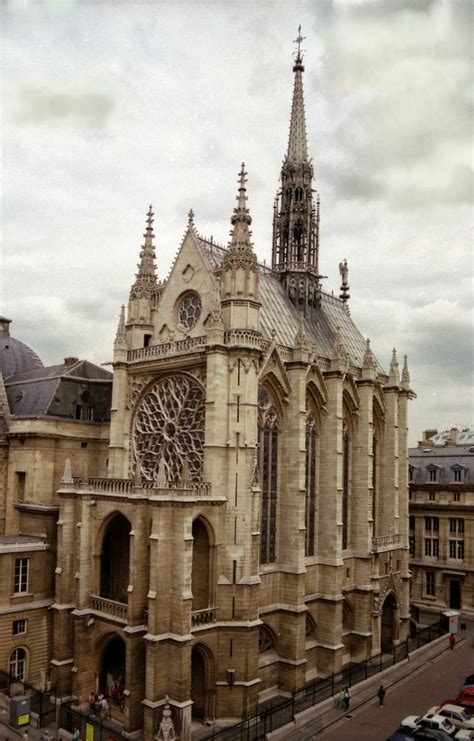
top-left (293, 25), bottom-right (306, 59)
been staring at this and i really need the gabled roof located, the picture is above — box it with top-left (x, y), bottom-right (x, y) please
top-left (195, 234), bottom-right (382, 372)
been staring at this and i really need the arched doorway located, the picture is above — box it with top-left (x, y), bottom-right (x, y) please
top-left (100, 514), bottom-right (130, 603)
top-left (99, 635), bottom-right (126, 697)
top-left (192, 518), bottom-right (211, 611)
top-left (381, 593), bottom-right (397, 652)
top-left (191, 645), bottom-right (214, 721)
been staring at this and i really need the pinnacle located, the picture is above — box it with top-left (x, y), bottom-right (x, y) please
top-left (401, 354), bottom-right (410, 389)
top-left (389, 348), bottom-right (400, 386)
top-left (134, 205), bottom-right (158, 287)
top-left (223, 163), bottom-right (257, 269)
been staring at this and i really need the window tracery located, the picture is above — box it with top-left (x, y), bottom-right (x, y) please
top-left (258, 386), bottom-right (279, 565)
top-left (178, 292), bottom-right (202, 330)
top-left (305, 411), bottom-right (317, 556)
top-left (259, 625), bottom-right (276, 653)
top-left (132, 374), bottom-right (205, 485)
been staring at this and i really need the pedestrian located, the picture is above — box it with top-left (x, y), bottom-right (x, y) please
top-left (21, 731), bottom-right (29, 741)
top-left (100, 695), bottom-right (109, 720)
top-left (72, 730), bottom-right (81, 741)
top-left (338, 688), bottom-right (345, 709)
top-left (88, 691), bottom-right (96, 714)
top-left (112, 681), bottom-right (119, 707)
top-left (39, 732), bottom-right (51, 741)
top-left (343, 687), bottom-right (351, 711)
top-left (377, 684), bottom-right (386, 707)
top-left (449, 633), bottom-right (456, 650)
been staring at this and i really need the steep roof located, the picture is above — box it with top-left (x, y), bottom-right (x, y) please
top-left (409, 445), bottom-right (474, 485)
top-left (195, 235), bottom-right (380, 372)
top-left (5, 360), bottom-right (112, 418)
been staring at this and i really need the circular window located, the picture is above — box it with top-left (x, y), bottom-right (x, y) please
top-left (132, 374), bottom-right (205, 485)
top-left (178, 292), bottom-right (202, 330)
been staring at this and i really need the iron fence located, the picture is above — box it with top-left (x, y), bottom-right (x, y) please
top-left (59, 702), bottom-right (126, 741)
top-left (0, 670), bottom-right (56, 727)
top-left (208, 619), bottom-right (447, 740)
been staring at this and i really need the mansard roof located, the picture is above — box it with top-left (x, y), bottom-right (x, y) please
top-left (409, 445), bottom-right (474, 485)
top-left (0, 317), bottom-right (44, 379)
top-left (5, 359), bottom-right (112, 419)
top-left (195, 234), bottom-right (382, 373)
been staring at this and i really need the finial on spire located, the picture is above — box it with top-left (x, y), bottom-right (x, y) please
top-left (188, 208), bottom-right (195, 227)
top-left (293, 25), bottom-right (306, 67)
top-left (146, 204), bottom-right (154, 230)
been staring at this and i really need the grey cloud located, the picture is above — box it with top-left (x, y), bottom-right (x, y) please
top-left (14, 87), bottom-right (115, 128)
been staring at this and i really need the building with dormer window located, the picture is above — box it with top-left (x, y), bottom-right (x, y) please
top-left (409, 427), bottom-right (474, 623)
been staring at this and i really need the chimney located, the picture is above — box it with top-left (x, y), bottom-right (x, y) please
top-left (64, 357), bottom-right (79, 367)
top-left (445, 427), bottom-right (458, 447)
top-left (417, 429), bottom-right (437, 448)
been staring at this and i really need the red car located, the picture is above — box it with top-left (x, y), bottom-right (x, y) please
top-left (443, 691), bottom-right (474, 716)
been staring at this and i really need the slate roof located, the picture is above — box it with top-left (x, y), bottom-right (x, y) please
top-left (0, 334), bottom-right (44, 379)
top-left (197, 235), bottom-right (382, 372)
top-left (409, 445), bottom-right (474, 485)
top-left (5, 360), bottom-right (112, 419)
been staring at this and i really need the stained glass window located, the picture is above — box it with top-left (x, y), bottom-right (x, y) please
top-left (342, 424), bottom-right (350, 550)
top-left (178, 292), bottom-right (202, 330)
top-left (305, 413), bottom-right (317, 556)
top-left (258, 386), bottom-right (279, 565)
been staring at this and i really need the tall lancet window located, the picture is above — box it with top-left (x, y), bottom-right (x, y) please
top-left (305, 413), bottom-right (317, 556)
top-left (372, 434), bottom-right (378, 536)
top-left (342, 422), bottom-right (350, 550)
top-left (258, 386), bottom-right (279, 565)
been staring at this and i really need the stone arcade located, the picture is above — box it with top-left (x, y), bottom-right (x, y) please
top-left (45, 43), bottom-right (415, 739)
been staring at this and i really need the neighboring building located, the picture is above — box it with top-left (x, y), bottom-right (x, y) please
top-left (409, 427), bottom-right (474, 624)
top-left (0, 316), bottom-right (111, 688)
top-left (49, 43), bottom-right (414, 740)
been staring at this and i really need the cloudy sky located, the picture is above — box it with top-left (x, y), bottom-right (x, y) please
top-left (1, 0), bottom-right (472, 444)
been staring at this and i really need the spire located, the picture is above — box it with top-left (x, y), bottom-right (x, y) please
top-left (362, 338), bottom-right (377, 380)
top-left (187, 208), bottom-right (195, 230)
top-left (388, 348), bottom-right (400, 386)
top-left (223, 163), bottom-right (257, 271)
top-left (401, 354), bottom-right (410, 389)
top-left (287, 25), bottom-right (308, 162)
top-left (132, 205), bottom-right (158, 292)
top-left (114, 305), bottom-right (126, 347)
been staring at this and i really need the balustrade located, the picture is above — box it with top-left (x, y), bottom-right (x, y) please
top-left (191, 607), bottom-right (218, 627)
top-left (372, 533), bottom-right (401, 548)
top-left (90, 595), bottom-right (128, 621)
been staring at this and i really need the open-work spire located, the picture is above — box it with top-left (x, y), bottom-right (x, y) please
top-left (134, 205), bottom-right (157, 286)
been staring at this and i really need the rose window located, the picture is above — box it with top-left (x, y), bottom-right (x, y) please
top-left (132, 374), bottom-right (205, 485)
top-left (178, 292), bottom-right (202, 330)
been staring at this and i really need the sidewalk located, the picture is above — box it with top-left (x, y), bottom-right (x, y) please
top-left (270, 625), bottom-right (472, 740)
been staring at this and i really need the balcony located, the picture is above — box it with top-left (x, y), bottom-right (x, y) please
top-left (191, 607), bottom-right (218, 628)
top-left (372, 533), bottom-right (402, 549)
top-left (66, 476), bottom-right (212, 499)
top-left (90, 595), bottom-right (128, 622)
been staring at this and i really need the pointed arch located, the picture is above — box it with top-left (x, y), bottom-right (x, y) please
top-left (192, 516), bottom-right (215, 610)
top-left (191, 643), bottom-right (215, 720)
top-left (305, 387), bottom-right (323, 558)
top-left (372, 396), bottom-right (385, 538)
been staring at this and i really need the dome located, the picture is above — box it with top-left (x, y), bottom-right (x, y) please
top-left (0, 317), bottom-right (44, 378)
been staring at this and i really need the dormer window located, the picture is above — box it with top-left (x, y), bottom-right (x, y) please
top-left (451, 465), bottom-right (465, 483)
top-left (408, 465), bottom-right (415, 482)
top-left (426, 464), bottom-right (440, 483)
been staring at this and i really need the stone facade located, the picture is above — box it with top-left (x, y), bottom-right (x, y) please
top-left (409, 427), bottom-right (474, 623)
top-left (3, 43), bottom-right (413, 741)
top-left (48, 47), bottom-right (415, 740)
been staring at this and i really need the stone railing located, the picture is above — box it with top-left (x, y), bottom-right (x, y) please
top-left (191, 607), bottom-right (218, 628)
top-left (90, 595), bottom-right (128, 621)
top-left (372, 533), bottom-right (402, 548)
top-left (224, 330), bottom-right (263, 349)
top-left (128, 335), bottom-right (207, 362)
top-left (72, 477), bottom-right (134, 494)
top-left (69, 477), bottom-right (212, 498)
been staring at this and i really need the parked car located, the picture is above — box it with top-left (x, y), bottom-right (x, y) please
top-left (401, 714), bottom-right (473, 739)
top-left (427, 705), bottom-right (474, 731)
top-left (388, 729), bottom-right (453, 741)
top-left (402, 715), bottom-right (457, 735)
top-left (443, 692), bottom-right (474, 715)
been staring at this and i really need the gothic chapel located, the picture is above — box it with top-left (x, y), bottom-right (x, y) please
top-left (52, 40), bottom-right (414, 739)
